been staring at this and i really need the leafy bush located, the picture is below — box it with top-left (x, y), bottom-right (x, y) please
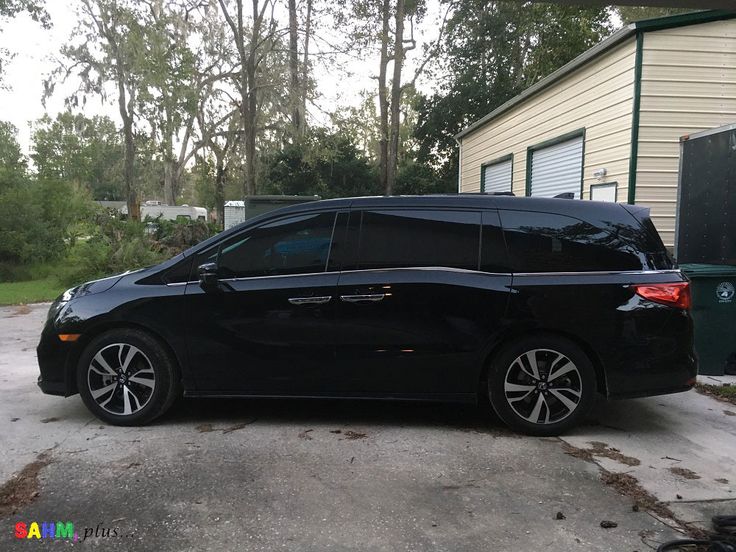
top-left (60, 213), bottom-right (164, 287)
top-left (145, 217), bottom-right (217, 257)
top-left (60, 213), bottom-right (218, 287)
top-left (0, 179), bottom-right (94, 277)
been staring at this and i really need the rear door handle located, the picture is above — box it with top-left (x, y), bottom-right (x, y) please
top-left (288, 296), bottom-right (332, 305)
top-left (339, 294), bottom-right (385, 303)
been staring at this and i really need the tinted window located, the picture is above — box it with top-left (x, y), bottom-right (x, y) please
top-left (211, 212), bottom-right (336, 278)
top-left (163, 258), bottom-right (194, 284)
top-left (354, 210), bottom-right (480, 270)
top-left (499, 210), bottom-right (646, 272)
top-left (480, 210), bottom-right (511, 273)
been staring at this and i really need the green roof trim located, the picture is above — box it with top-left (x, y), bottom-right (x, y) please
top-left (455, 10), bottom-right (736, 141)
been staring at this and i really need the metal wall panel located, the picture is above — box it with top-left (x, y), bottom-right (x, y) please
top-left (458, 40), bottom-right (636, 198)
top-left (637, 19), bottom-right (736, 247)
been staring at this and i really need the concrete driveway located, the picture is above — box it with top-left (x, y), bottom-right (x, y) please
top-left (1, 303), bottom-right (734, 551)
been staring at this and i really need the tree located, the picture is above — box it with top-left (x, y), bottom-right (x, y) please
top-left (49, 0), bottom-right (149, 219)
top-left (413, 1), bottom-right (612, 189)
top-left (191, 3), bottom-right (241, 227)
top-left (0, 120), bottom-right (26, 189)
top-left (31, 112), bottom-right (125, 199)
top-left (340, 0), bottom-right (448, 195)
top-left (261, 127), bottom-right (379, 198)
top-left (217, 0), bottom-right (289, 198)
top-left (137, 0), bottom-right (231, 206)
top-left (615, 6), bottom-right (694, 24)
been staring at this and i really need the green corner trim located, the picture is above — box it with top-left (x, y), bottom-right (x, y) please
top-left (628, 31), bottom-right (644, 205)
top-left (525, 128), bottom-right (586, 197)
top-left (480, 153), bottom-right (514, 193)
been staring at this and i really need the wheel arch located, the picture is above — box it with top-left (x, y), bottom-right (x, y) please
top-left (65, 321), bottom-right (186, 396)
top-left (478, 328), bottom-right (608, 398)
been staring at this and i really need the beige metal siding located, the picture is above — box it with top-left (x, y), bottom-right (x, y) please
top-left (459, 40), bottom-right (637, 201)
top-left (637, 19), bottom-right (736, 247)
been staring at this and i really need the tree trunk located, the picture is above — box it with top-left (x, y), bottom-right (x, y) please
top-left (299, 0), bottom-right (312, 136)
top-left (215, 160), bottom-right (225, 231)
top-left (117, 83), bottom-right (138, 220)
top-left (242, 0), bottom-right (260, 199)
top-left (377, 0), bottom-right (391, 194)
top-left (386, 0), bottom-right (405, 196)
top-left (163, 159), bottom-right (176, 205)
top-left (288, 0), bottom-right (301, 139)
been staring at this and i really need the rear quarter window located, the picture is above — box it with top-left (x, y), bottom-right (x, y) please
top-left (499, 210), bottom-right (651, 273)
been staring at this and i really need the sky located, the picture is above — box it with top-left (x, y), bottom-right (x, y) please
top-left (0, 0), bottom-right (445, 156)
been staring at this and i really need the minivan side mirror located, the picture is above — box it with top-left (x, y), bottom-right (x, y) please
top-left (198, 262), bottom-right (219, 289)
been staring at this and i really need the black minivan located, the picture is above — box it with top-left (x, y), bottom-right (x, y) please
top-left (37, 195), bottom-right (696, 435)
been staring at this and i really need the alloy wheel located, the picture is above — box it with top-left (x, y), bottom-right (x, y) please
top-left (87, 343), bottom-right (156, 416)
top-left (503, 348), bottom-right (583, 425)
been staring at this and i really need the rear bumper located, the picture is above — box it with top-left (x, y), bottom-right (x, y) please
top-left (607, 382), bottom-right (695, 400)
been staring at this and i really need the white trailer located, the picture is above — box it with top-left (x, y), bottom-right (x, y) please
top-left (224, 196), bottom-right (321, 230)
top-left (140, 204), bottom-right (208, 222)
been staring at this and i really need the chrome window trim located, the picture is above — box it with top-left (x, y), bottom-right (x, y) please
top-left (166, 267), bottom-right (681, 286)
top-left (512, 269), bottom-right (681, 277)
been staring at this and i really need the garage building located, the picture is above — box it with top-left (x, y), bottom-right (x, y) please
top-left (456, 10), bottom-right (736, 247)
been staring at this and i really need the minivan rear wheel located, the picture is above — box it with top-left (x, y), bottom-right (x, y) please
top-left (488, 335), bottom-right (596, 436)
top-left (77, 329), bottom-right (180, 426)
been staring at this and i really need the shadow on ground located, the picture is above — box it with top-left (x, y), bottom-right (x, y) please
top-left (161, 395), bottom-right (514, 435)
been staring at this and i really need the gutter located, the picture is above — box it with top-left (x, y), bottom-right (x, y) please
top-left (455, 136), bottom-right (462, 191)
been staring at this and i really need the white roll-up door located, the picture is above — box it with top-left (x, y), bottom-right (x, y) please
top-left (482, 158), bottom-right (512, 193)
top-left (529, 136), bottom-right (584, 198)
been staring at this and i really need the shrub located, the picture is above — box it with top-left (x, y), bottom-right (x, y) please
top-left (60, 214), bottom-right (218, 287)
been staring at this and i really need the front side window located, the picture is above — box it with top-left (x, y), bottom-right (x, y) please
top-left (352, 210), bottom-right (480, 271)
top-left (208, 212), bottom-right (336, 279)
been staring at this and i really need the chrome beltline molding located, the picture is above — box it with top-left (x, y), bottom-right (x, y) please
top-left (167, 267), bottom-right (682, 286)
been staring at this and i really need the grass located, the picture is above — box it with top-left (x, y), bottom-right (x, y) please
top-left (695, 382), bottom-right (736, 406)
top-left (0, 276), bottom-right (65, 306)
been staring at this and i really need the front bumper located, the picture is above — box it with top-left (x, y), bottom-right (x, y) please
top-left (36, 318), bottom-right (79, 397)
top-left (37, 376), bottom-right (68, 396)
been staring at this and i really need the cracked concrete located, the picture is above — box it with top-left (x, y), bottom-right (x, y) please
top-left (1, 303), bottom-right (733, 550)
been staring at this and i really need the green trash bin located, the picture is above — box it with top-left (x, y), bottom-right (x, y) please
top-left (680, 263), bottom-right (736, 376)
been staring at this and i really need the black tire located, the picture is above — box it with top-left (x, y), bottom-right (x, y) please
top-left (77, 329), bottom-right (181, 426)
top-left (487, 335), bottom-right (596, 436)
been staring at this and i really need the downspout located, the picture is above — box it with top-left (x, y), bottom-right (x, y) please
top-left (455, 136), bottom-right (462, 192)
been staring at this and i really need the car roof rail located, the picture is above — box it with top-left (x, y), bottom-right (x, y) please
top-left (457, 192), bottom-right (515, 196)
top-left (553, 192), bottom-right (575, 199)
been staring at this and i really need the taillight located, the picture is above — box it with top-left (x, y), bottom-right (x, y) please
top-left (633, 282), bottom-right (691, 309)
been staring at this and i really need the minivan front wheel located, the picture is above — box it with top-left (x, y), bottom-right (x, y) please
top-left (488, 336), bottom-right (596, 436)
top-left (77, 329), bottom-right (180, 426)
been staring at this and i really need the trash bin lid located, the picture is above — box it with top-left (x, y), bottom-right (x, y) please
top-left (679, 263), bottom-right (736, 277)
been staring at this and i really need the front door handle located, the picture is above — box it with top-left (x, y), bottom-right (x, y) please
top-left (288, 296), bottom-right (332, 306)
top-left (339, 294), bottom-right (385, 303)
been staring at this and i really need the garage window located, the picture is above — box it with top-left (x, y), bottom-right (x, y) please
top-left (481, 155), bottom-right (513, 194)
top-left (527, 131), bottom-right (584, 199)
